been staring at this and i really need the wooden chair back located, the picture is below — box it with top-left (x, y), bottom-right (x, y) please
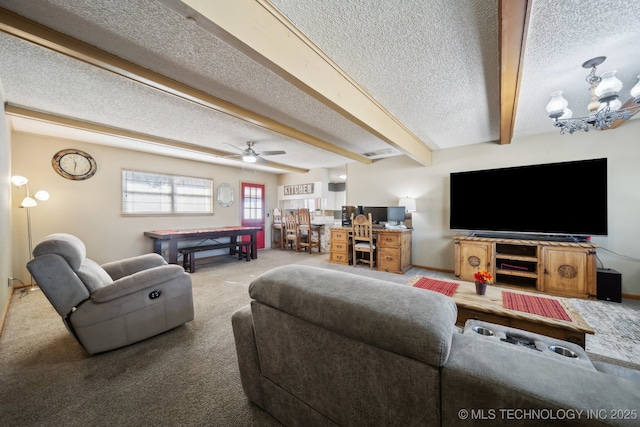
top-left (273, 208), bottom-right (282, 224)
top-left (351, 213), bottom-right (376, 268)
top-left (284, 213), bottom-right (299, 250)
top-left (352, 213), bottom-right (374, 242)
top-left (297, 208), bottom-right (320, 253)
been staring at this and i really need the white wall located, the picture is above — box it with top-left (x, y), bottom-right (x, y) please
top-left (0, 97), bottom-right (13, 320)
top-left (10, 119), bottom-right (640, 296)
top-left (10, 132), bottom-right (278, 283)
top-left (348, 119), bottom-right (640, 296)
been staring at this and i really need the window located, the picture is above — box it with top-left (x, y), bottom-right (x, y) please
top-left (122, 170), bottom-right (213, 215)
top-left (242, 184), bottom-right (263, 220)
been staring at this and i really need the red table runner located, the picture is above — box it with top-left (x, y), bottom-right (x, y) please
top-left (412, 278), bottom-right (459, 297)
top-left (502, 291), bottom-right (572, 322)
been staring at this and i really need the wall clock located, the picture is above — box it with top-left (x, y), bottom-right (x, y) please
top-left (52, 149), bottom-right (97, 180)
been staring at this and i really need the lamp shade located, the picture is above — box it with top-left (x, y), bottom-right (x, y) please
top-left (242, 154), bottom-right (257, 163)
top-left (11, 175), bottom-right (28, 186)
top-left (398, 197), bottom-right (416, 212)
top-left (630, 74), bottom-right (640, 102)
top-left (546, 91), bottom-right (569, 118)
top-left (21, 197), bottom-right (37, 208)
top-left (34, 190), bottom-right (50, 201)
top-left (595, 70), bottom-right (623, 100)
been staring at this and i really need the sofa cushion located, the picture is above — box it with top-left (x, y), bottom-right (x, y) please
top-left (77, 259), bottom-right (113, 293)
top-left (249, 265), bottom-right (458, 367)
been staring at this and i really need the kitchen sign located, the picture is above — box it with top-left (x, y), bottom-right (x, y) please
top-left (283, 183), bottom-right (315, 196)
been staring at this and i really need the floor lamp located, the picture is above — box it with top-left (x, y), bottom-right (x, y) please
top-left (11, 175), bottom-right (50, 292)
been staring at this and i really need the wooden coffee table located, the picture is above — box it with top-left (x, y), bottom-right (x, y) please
top-left (450, 281), bottom-right (594, 348)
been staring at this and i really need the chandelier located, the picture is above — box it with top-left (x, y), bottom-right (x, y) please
top-left (546, 57), bottom-right (640, 134)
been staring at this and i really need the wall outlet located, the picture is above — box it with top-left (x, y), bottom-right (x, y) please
top-left (8, 276), bottom-right (13, 287)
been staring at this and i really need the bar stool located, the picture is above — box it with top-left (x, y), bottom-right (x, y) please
top-left (271, 208), bottom-right (284, 248)
top-left (298, 208), bottom-right (321, 253)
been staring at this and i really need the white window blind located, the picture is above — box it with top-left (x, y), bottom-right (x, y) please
top-left (122, 170), bottom-right (213, 214)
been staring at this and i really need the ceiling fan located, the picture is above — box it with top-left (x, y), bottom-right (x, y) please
top-left (224, 141), bottom-right (286, 163)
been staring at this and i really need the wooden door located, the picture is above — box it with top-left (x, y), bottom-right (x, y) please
top-left (241, 182), bottom-right (265, 249)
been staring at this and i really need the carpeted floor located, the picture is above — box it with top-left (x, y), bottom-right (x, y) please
top-left (1, 249), bottom-right (639, 426)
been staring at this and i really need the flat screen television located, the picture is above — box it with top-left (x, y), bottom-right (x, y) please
top-left (449, 158), bottom-right (608, 237)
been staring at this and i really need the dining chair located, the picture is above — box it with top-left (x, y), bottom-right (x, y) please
top-left (351, 213), bottom-right (376, 269)
top-left (284, 213), bottom-right (299, 251)
top-left (297, 208), bottom-right (320, 254)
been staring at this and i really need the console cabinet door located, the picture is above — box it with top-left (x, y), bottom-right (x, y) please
top-left (542, 247), bottom-right (588, 298)
top-left (455, 240), bottom-right (493, 282)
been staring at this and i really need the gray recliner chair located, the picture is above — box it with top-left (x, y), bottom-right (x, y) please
top-left (27, 233), bottom-right (194, 355)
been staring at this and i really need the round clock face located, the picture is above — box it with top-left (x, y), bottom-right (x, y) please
top-left (52, 149), bottom-right (97, 180)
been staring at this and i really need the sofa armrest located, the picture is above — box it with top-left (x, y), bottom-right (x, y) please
top-left (442, 333), bottom-right (640, 426)
top-left (91, 264), bottom-right (187, 303)
top-left (231, 305), bottom-right (265, 408)
top-left (593, 361), bottom-right (640, 384)
top-left (101, 253), bottom-right (167, 280)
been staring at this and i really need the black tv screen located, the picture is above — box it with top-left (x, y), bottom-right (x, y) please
top-left (449, 158), bottom-right (608, 236)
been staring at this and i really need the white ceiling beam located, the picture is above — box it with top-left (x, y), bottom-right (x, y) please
top-left (5, 104), bottom-right (310, 174)
top-left (179, 0), bottom-right (432, 166)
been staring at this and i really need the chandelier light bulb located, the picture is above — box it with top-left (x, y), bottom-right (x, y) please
top-left (594, 70), bottom-right (623, 100)
top-left (559, 108), bottom-right (573, 119)
top-left (630, 74), bottom-right (640, 103)
top-left (598, 98), bottom-right (622, 112)
top-left (546, 91), bottom-right (569, 118)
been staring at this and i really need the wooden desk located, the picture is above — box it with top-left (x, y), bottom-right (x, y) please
top-left (144, 226), bottom-right (262, 264)
top-left (329, 227), bottom-right (412, 274)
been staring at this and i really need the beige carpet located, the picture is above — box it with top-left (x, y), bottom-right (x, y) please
top-left (1, 249), bottom-right (638, 426)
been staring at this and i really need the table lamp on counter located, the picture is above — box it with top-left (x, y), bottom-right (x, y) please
top-left (398, 197), bottom-right (416, 228)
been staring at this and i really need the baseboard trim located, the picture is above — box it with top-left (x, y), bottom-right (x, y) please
top-left (412, 265), bottom-right (454, 274)
top-left (623, 293), bottom-right (640, 300)
top-left (0, 290), bottom-right (14, 339)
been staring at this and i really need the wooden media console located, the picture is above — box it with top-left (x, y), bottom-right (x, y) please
top-left (453, 236), bottom-right (599, 299)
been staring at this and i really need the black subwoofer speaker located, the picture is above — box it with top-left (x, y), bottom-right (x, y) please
top-left (596, 268), bottom-right (622, 303)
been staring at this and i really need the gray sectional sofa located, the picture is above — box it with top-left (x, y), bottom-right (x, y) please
top-left (232, 265), bottom-right (640, 426)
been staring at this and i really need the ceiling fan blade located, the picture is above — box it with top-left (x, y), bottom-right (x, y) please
top-left (258, 150), bottom-right (286, 156)
top-left (223, 142), bottom-right (243, 152)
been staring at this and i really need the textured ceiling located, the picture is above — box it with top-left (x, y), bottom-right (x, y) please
top-left (270, 0), bottom-right (500, 149)
top-left (1, 0), bottom-right (639, 174)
